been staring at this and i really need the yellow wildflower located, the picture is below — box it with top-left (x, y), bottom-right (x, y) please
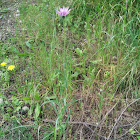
top-left (8, 65), bottom-right (15, 71)
top-left (0, 62), bottom-right (7, 66)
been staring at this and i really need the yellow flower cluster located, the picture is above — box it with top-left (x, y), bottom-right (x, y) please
top-left (0, 62), bottom-right (7, 66)
top-left (0, 62), bottom-right (15, 71)
top-left (8, 65), bottom-right (15, 71)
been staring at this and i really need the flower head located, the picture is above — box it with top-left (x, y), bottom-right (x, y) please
top-left (1, 62), bottom-right (7, 66)
top-left (56, 6), bottom-right (71, 16)
top-left (8, 65), bottom-right (15, 71)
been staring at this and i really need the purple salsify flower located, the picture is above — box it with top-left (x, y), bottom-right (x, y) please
top-left (56, 6), bottom-right (71, 16)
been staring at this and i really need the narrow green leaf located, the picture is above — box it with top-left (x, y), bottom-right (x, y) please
top-left (23, 97), bottom-right (31, 101)
top-left (26, 40), bottom-right (33, 48)
top-left (90, 59), bottom-right (102, 64)
top-left (35, 103), bottom-right (40, 119)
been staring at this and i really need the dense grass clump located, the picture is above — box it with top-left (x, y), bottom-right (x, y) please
top-left (0, 0), bottom-right (139, 139)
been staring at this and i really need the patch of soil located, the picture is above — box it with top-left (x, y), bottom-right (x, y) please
top-left (0, 0), bottom-right (20, 42)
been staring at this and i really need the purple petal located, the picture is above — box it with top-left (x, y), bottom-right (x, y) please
top-left (65, 7), bottom-right (69, 11)
top-left (68, 9), bottom-right (71, 13)
top-left (56, 10), bottom-right (61, 15)
top-left (57, 6), bottom-right (71, 16)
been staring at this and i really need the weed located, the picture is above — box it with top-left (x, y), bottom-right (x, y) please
top-left (0, 0), bottom-right (139, 139)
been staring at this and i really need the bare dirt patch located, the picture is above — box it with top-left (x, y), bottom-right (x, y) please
top-left (0, 0), bottom-right (20, 42)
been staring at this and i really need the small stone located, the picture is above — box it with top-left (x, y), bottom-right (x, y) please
top-left (16, 10), bottom-right (20, 13)
top-left (15, 13), bottom-right (20, 17)
top-left (22, 106), bottom-right (29, 111)
top-left (113, 56), bottom-right (117, 61)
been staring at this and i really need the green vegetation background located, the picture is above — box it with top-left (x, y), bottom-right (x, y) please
top-left (0, 0), bottom-right (139, 139)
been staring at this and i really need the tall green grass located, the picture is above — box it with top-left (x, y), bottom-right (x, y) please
top-left (0, 0), bottom-right (139, 139)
